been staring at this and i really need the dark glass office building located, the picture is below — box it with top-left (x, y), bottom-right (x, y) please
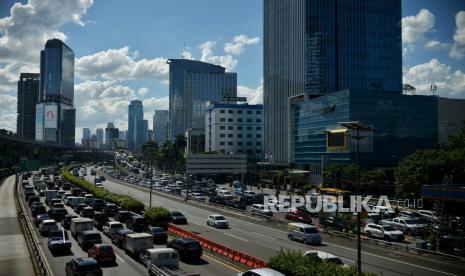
top-left (264, 0), bottom-right (402, 164)
top-left (128, 100), bottom-right (144, 151)
top-left (36, 39), bottom-right (75, 146)
top-left (17, 73), bottom-right (40, 140)
top-left (167, 59), bottom-right (237, 140)
top-left (289, 90), bottom-right (438, 172)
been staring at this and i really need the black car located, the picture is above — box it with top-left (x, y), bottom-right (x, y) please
top-left (61, 215), bottom-right (78, 230)
top-left (99, 175), bottom-right (105, 181)
top-left (111, 229), bottom-right (134, 248)
top-left (28, 195), bottom-right (41, 207)
top-left (77, 230), bottom-right (102, 251)
top-left (71, 188), bottom-right (81, 196)
top-left (320, 216), bottom-right (345, 231)
top-left (65, 257), bottom-right (102, 276)
top-left (209, 196), bottom-right (226, 206)
top-left (224, 199), bottom-right (247, 210)
top-left (171, 211), bottom-right (187, 224)
top-left (91, 199), bottom-right (105, 211)
top-left (126, 215), bottom-right (146, 232)
top-left (32, 205), bottom-right (47, 216)
top-left (47, 208), bottom-right (68, 221)
top-left (93, 212), bottom-right (109, 230)
top-left (114, 210), bottom-right (130, 223)
top-left (145, 227), bottom-right (168, 244)
top-left (75, 203), bottom-right (88, 213)
top-left (34, 214), bottom-right (50, 227)
top-left (48, 229), bottom-right (72, 253)
top-left (167, 238), bottom-right (203, 260)
top-left (104, 203), bottom-right (118, 217)
top-left (80, 206), bottom-right (95, 218)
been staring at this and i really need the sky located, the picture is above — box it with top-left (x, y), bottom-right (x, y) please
top-left (0, 0), bottom-right (464, 144)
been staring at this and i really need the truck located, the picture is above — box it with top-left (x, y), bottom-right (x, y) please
top-left (141, 248), bottom-right (196, 276)
top-left (70, 218), bottom-right (94, 238)
top-left (69, 196), bottom-right (85, 209)
top-left (45, 190), bottom-right (58, 205)
top-left (123, 233), bottom-right (154, 258)
top-left (380, 217), bottom-right (426, 236)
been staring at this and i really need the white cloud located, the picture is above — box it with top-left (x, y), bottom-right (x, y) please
top-left (224, 34), bottom-right (260, 55)
top-left (0, 114), bottom-right (16, 132)
top-left (449, 11), bottom-right (465, 60)
top-left (402, 9), bottom-right (435, 44)
top-left (0, 94), bottom-right (17, 113)
top-left (200, 41), bottom-right (237, 71)
top-left (403, 58), bottom-right (465, 98)
top-left (75, 47), bottom-right (168, 81)
top-left (424, 40), bottom-right (449, 50)
top-left (237, 79), bottom-right (263, 104)
top-left (138, 87), bottom-right (149, 96)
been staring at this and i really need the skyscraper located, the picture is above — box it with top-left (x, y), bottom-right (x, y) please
top-left (153, 110), bottom-right (169, 146)
top-left (105, 122), bottom-right (119, 145)
top-left (17, 73), bottom-right (40, 140)
top-left (128, 100), bottom-right (144, 151)
top-left (167, 59), bottom-right (237, 140)
top-left (82, 128), bottom-right (91, 140)
top-left (35, 39), bottom-right (76, 146)
top-left (264, 0), bottom-right (402, 164)
top-left (96, 128), bottom-right (104, 146)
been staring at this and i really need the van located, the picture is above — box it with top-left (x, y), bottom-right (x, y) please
top-left (287, 223), bottom-right (321, 245)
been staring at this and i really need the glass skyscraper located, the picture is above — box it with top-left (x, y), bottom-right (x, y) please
top-left (153, 110), bottom-right (169, 146)
top-left (264, 0), bottom-right (402, 164)
top-left (128, 100), bottom-right (144, 151)
top-left (17, 73), bottom-right (40, 140)
top-left (36, 39), bottom-right (76, 146)
top-left (167, 59), bottom-right (237, 140)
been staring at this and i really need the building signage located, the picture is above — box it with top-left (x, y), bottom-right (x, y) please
top-left (222, 96), bottom-right (247, 102)
top-left (321, 104), bottom-right (336, 114)
top-left (44, 105), bottom-right (57, 128)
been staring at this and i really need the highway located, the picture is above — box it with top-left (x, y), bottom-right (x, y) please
top-left (0, 175), bottom-right (34, 276)
top-left (18, 173), bottom-right (240, 276)
top-left (92, 168), bottom-right (465, 276)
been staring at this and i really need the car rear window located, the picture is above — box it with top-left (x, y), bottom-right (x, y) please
top-left (86, 233), bottom-right (101, 239)
top-left (98, 245), bottom-right (113, 251)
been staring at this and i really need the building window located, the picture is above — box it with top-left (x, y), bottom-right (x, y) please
top-left (220, 118), bottom-right (225, 122)
top-left (238, 118), bottom-right (243, 123)
top-left (228, 141), bottom-right (233, 145)
top-left (238, 142), bottom-right (243, 146)
top-left (228, 110), bottom-right (233, 114)
top-left (220, 141), bottom-right (225, 145)
top-left (228, 126), bottom-right (233, 130)
top-left (247, 126), bottom-right (252, 130)
top-left (237, 110), bottom-right (243, 114)
top-left (220, 134), bottom-right (225, 138)
top-left (256, 149), bottom-right (261, 153)
top-left (220, 149), bottom-right (225, 153)
top-left (228, 134), bottom-right (233, 138)
top-left (220, 109), bottom-right (225, 113)
top-left (256, 142), bottom-right (262, 145)
top-left (220, 126), bottom-right (225, 130)
top-left (247, 149), bottom-right (252, 154)
top-left (256, 126), bottom-right (261, 131)
top-left (228, 118), bottom-right (233, 122)
top-left (256, 119), bottom-right (261, 123)
top-left (247, 119), bottom-right (252, 123)
top-left (237, 134), bottom-right (243, 138)
top-left (238, 126), bottom-right (243, 130)
top-left (247, 134), bottom-right (252, 138)
top-left (247, 110), bottom-right (252, 114)
top-left (238, 149), bottom-right (243, 153)
top-left (256, 110), bottom-right (261, 114)
top-left (256, 134), bottom-right (261, 138)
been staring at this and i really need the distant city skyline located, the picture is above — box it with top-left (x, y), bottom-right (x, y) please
top-left (1, 0), bottom-right (465, 143)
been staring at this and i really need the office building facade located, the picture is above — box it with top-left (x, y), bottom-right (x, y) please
top-left (105, 122), bottom-right (119, 145)
top-left (153, 110), bottom-right (169, 146)
top-left (96, 128), bottom-right (104, 146)
top-left (264, 0), bottom-right (402, 164)
top-left (185, 128), bottom-right (205, 155)
top-left (17, 73), bottom-right (40, 140)
top-left (205, 103), bottom-right (264, 159)
top-left (35, 39), bottom-right (76, 146)
top-left (128, 100), bottom-right (144, 151)
top-left (168, 59), bottom-right (237, 140)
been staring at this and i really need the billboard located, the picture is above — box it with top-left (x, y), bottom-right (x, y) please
top-left (326, 129), bottom-right (348, 152)
top-left (44, 105), bottom-right (58, 128)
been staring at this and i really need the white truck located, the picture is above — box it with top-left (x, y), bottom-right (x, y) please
top-left (70, 218), bottom-right (93, 238)
top-left (45, 190), bottom-right (58, 206)
top-left (141, 248), bottom-right (197, 276)
top-left (123, 233), bottom-right (154, 258)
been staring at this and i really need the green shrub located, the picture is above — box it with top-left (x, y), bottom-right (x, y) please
top-left (144, 207), bottom-right (171, 228)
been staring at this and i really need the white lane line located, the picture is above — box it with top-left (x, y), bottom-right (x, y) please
top-left (116, 254), bottom-right (125, 263)
top-left (252, 231), bottom-right (276, 240)
top-left (223, 232), bottom-right (248, 242)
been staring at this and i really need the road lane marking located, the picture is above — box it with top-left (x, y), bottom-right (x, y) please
top-left (115, 254), bottom-right (125, 263)
top-left (252, 231), bottom-right (276, 240)
top-left (203, 252), bottom-right (242, 272)
top-left (223, 232), bottom-right (248, 242)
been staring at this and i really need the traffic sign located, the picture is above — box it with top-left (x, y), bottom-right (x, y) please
top-left (20, 160), bottom-right (40, 171)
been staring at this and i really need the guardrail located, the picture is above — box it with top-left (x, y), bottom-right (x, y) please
top-left (167, 224), bottom-right (268, 269)
top-left (15, 174), bottom-right (54, 276)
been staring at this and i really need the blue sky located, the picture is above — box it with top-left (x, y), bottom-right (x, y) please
top-left (0, 0), bottom-right (464, 143)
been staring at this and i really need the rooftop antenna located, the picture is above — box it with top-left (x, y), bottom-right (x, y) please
top-left (181, 42), bottom-right (186, 59)
top-left (431, 83), bottom-right (437, 96)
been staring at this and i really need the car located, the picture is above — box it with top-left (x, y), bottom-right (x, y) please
top-left (80, 206), bottom-right (95, 218)
top-left (99, 176), bottom-right (105, 181)
top-left (189, 192), bottom-right (206, 201)
top-left (48, 228), bottom-right (72, 253)
top-left (102, 221), bottom-right (124, 238)
top-left (114, 210), bottom-right (130, 223)
top-left (65, 257), bottom-right (102, 276)
top-left (206, 214), bottom-right (229, 228)
top-left (363, 223), bottom-right (405, 241)
top-left (103, 203), bottom-right (118, 217)
top-left (61, 214), bottom-right (78, 230)
top-left (52, 202), bottom-right (65, 208)
top-left (145, 227), bottom-right (168, 244)
top-left (74, 203), bottom-right (88, 213)
top-left (167, 238), bottom-right (202, 260)
top-left (237, 268), bottom-right (286, 276)
top-left (320, 216), bottom-right (345, 231)
top-left (47, 207), bottom-right (68, 221)
top-left (90, 199), bottom-right (106, 211)
top-left (39, 219), bottom-right (59, 236)
top-left (88, 244), bottom-right (116, 264)
top-left (84, 194), bottom-right (96, 205)
top-left (32, 204), bottom-right (47, 216)
top-left (287, 223), bottom-right (321, 245)
top-left (78, 230), bottom-right (102, 251)
top-left (399, 211), bottom-right (428, 223)
top-left (50, 198), bottom-right (62, 207)
top-left (34, 214), bottom-right (51, 227)
top-left (93, 212), bottom-right (109, 230)
top-left (285, 209), bottom-right (313, 224)
top-left (111, 229), bottom-right (134, 248)
top-left (126, 215), bottom-right (147, 232)
top-left (171, 211), bottom-right (187, 224)
top-left (303, 250), bottom-right (348, 267)
top-left (250, 204), bottom-right (273, 217)
top-left (28, 195), bottom-right (41, 207)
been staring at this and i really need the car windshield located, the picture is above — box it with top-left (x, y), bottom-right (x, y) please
top-left (304, 228), bottom-right (319, 234)
top-left (406, 219), bottom-right (423, 224)
top-left (86, 234), bottom-right (101, 239)
top-left (382, 226), bottom-right (396, 231)
top-left (111, 223), bottom-right (123, 228)
top-left (150, 228), bottom-right (165, 233)
top-left (172, 212), bottom-right (183, 216)
top-left (214, 216), bottom-right (226, 220)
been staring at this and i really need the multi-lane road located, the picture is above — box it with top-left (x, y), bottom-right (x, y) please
top-left (92, 167), bottom-right (465, 276)
top-left (18, 173), bottom-right (240, 276)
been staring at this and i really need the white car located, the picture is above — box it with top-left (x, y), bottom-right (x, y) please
top-left (190, 193), bottom-right (206, 201)
top-left (102, 221), bottom-right (124, 237)
top-left (363, 223), bottom-right (404, 241)
top-left (303, 250), bottom-right (348, 267)
top-left (418, 210), bottom-right (438, 221)
top-left (237, 268), bottom-right (285, 276)
top-left (39, 219), bottom-right (59, 236)
top-left (206, 214), bottom-right (229, 228)
top-left (162, 186), bottom-right (172, 193)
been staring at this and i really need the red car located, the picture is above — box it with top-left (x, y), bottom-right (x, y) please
top-left (88, 244), bottom-right (116, 264)
top-left (285, 209), bottom-right (312, 224)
